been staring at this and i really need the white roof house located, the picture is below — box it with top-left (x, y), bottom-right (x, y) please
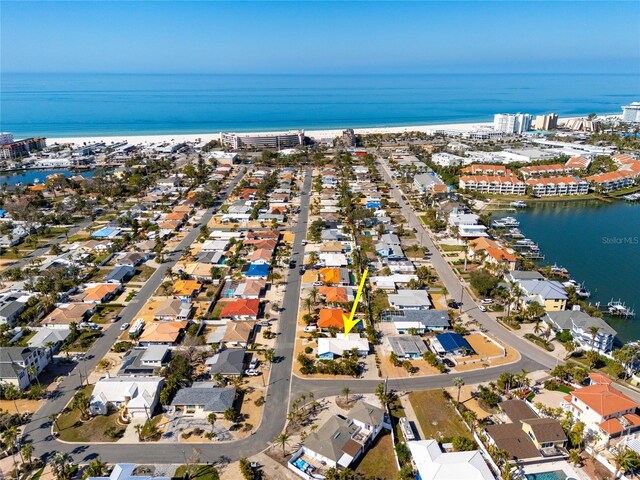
top-left (200, 240), bottom-right (229, 252)
top-left (407, 440), bottom-right (495, 480)
top-left (89, 377), bottom-right (164, 418)
top-left (319, 253), bottom-right (349, 267)
top-left (87, 464), bottom-right (171, 480)
top-left (369, 274), bottom-right (418, 290)
top-left (388, 290), bottom-right (432, 310)
top-left (317, 334), bottom-right (370, 359)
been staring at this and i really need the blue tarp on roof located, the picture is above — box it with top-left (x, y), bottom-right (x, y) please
top-left (245, 263), bottom-right (269, 277)
top-left (435, 332), bottom-right (472, 353)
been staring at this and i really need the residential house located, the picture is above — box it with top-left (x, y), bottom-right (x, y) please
top-left (220, 299), bottom-right (260, 320)
top-left (431, 332), bottom-right (474, 356)
top-left (27, 328), bottom-right (71, 354)
top-left (221, 321), bottom-right (255, 348)
top-left (562, 384), bottom-right (640, 442)
top-left (319, 286), bottom-right (354, 304)
top-left (0, 295), bottom-right (29, 326)
top-left (407, 440), bottom-right (495, 480)
top-left (317, 334), bottom-right (369, 359)
top-left (243, 263), bottom-right (270, 279)
top-left (318, 308), bottom-right (346, 330)
top-left (206, 348), bottom-right (245, 376)
top-left (41, 303), bottom-right (96, 328)
top-left (382, 310), bottom-right (450, 334)
top-left (79, 283), bottom-right (121, 304)
top-left (170, 384), bottom-right (236, 417)
top-left (89, 376), bottom-right (164, 418)
top-left (87, 464), bottom-right (170, 480)
top-left (388, 290), bottom-right (432, 310)
top-left (137, 321), bottom-right (187, 346)
top-left (233, 279), bottom-right (266, 299)
top-left (413, 172), bottom-right (445, 194)
top-left (385, 335), bottom-right (428, 359)
top-left (448, 210), bottom-right (488, 238)
top-left (104, 265), bottom-right (136, 284)
top-left (246, 248), bottom-right (273, 265)
top-left (119, 346), bottom-right (170, 376)
top-left (319, 268), bottom-right (351, 286)
top-left (517, 280), bottom-right (568, 311)
top-left (115, 252), bottom-right (147, 267)
top-left (172, 279), bottom-right (202, 299)
top-left (295, 402), bottom-right (389, 470)
top-left (0, 347), bottom-right (50, 390)
top-left (526, 176), bottom-right (589, 196)
top-left (153, 298), bottom-right (193, 321)
top-left (543, 309), bottom-right (617, 353)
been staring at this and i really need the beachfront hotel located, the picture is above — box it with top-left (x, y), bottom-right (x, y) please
top-left (220, 130), bottom-right (305, 150)
top-left (532, 113), bottom-right (558, 130)
top-left (622, 102), bottom-right (640, 123)
top-left (493, 113), bottom-right (532, 134)
top-left (0, 137), bottom-right (47, 160)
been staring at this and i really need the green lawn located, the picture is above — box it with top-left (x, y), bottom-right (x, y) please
top-left (408, 390), bottom-right (472, 442)
top-left (65, 330), bottom-right (102, 351)
top-left (355, 432), bottom-right (398, 479)
top-left (55, 386), bottom-right (125, 442)
top-left (173, 465), bottom-right (219, 480)
top-left (438, 244), bottom-right (465, 252)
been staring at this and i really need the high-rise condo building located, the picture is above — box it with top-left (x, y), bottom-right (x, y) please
top-left (533, 113), bottom-right (558, 130)
top-left (493, 113), bottom-right (532, 134)
top-left (622, 102), bottom-right (640, 123)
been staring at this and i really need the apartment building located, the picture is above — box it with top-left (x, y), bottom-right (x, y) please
top-left (459, 175), bottom-right (527, 195)
top-left (526, 176), bottom-right (590, 196)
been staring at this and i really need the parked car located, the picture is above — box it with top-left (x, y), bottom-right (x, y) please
top-left (244, 369), bottom-right (260, 376)
top-left (289, 260), bottom-right (296, 269)
top-left (249, 358), bottom-right (259, 369)
top-left (478, 305), bottom-right (487, 312)
top-left (481, 298), bottom-right (494, 304)
top-left (303, 325), bottom-right (318, 333)
top-left (447, 302), bottom-right (460, 309)
top-left (120, 322), bottom-right (130, 331)
top-left (301, 240), bottom-right (307, 246)
top-left (443, 358), bottom-right (455, 368)
top-left (258, 321), bottom-right (270, 327)
top-left (299, 268), bottom-right (305, 275)
top-left (312, 281), bottom-right (323, 286)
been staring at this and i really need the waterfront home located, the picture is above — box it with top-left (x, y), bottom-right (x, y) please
top-left (118, 346), bottom-right (170, 376)
top-left (485, 400), bottom-right (567, 461)
top-left (87, 464), bottom-right (170, 480)
top-left (385, 335), bottom-right (428, 359)
top-left (459, 174), bottom-right (527, 196)
top-left (381, 309), bottom-right (450, 334)
top-left (543, 309), bottom-right (616, 353)
top-left (505, 270), bottom-right (545, 283)
top-left (407, 440), bottom-right (496, 480)
top-left (0, 347), bottom-right (50, 390)
top-left (561, 383), bottom-right (640, 443)
top-left (468, 238), bottom-right (518, 271)
top-left (41, 303), bottom-right (96, 328)
top-left (526, 176), bottom-right (590, 196)
top-left (388, 289), bottom-right (432, 310)
top-left (89, 376), bottom-right (164, 418)
top-left (516, 279), bottom-right (568, 311)
top-left (317, 334), bottom-right (369, 359)
top-left (448, 210), bottom-right (489, 238)
top-left (292, 402), bottom-right (389, 472)
top-left (170, 384), bottom-right (236, 417)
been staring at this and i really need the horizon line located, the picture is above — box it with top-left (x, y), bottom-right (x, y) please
top-left (3, 71), bottom-right (640, 76)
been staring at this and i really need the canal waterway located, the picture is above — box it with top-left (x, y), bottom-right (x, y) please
top-left (509, 200), bottom-right (640, 343)
top-left (0, 168), bottom-right (95, 187)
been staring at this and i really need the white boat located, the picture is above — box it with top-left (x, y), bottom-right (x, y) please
top-left (510, 200), bottom-right (527, 208)
top-left (563, 279), bottom-right (591, 298)
top-left (607, 299), bottom-right (635, 317)
top-left (499, 216), bottom-right (520, 227)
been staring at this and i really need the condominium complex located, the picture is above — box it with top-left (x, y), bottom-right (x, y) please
top-left (532, 113), bottom-right (558, 130)
top-left (622, 102), bottom-right (640, 123)
top-left (459, 174), bottom-right (527, 195)
top-left (493, 113), bottom-right (532, 134)
top-left (0, 137), bottom-right (47, 160)
top-left (0, 132), bottom-right (14, 145)
top-left (526, 176), bottom-right (590, 197)
top-left (220, 130), bottom-right (305, 150)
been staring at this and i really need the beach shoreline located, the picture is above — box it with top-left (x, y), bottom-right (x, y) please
top-left (45, 114), bottom-right (622, 147)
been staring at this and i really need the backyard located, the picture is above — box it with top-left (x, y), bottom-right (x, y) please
top-left (354, 432), bottom-right (398, 479)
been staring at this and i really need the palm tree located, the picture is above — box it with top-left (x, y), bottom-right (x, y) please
top-left (564, 340), bottom-right (576, 359)
top-left (50, 452), bottom-right (74, 480)
top-left (71, 391), bottom-right (90, 420)
top-left (134, 424), bottom-right (143, 441)
top-left (2, 426), bottom-right (18, 468)
top-left (303, 297), bottom-right (313, 316)
top-left (28, 365), bottom-right (41, 386)
top-left (83, 457), bottom-right (108, 479)
top-left (49, 412), bottom-right (60, 431)
top-left (533, 320), bottom-right (543, 335)
top-left (207, 412), bottom-right (217, 433)
top-left (21, 441), bottom-right (34, 466)
top-left (568, 448), bottom-right (582, 467)
top-left (308, 287), bottom-right (320, 305)
top-left (611, 447), bottom-right (634, 478)
top-left (274, 432), bottom-right (291, 455)
top-left (453, 377), bottom-right (465, 404)
top-left (341, 387), bottom-right (351, 404)
top-left (263, 348), bottom-right (275, 368)
top-left (526, 301), bottom-right (545, 322)
top-left (461, 409), bottom-right (477, 428)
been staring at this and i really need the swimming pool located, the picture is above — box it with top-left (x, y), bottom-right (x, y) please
top-left (525, 471), bottom-right (567, 480)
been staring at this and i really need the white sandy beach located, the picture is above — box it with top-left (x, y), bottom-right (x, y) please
top-left (46, 121), bottom-right (495, 147)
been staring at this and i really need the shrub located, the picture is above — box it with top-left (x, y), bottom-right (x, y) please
top-left (304, 346), bottom-right (313, 354)
top-left (452, 435), bottom-right (478, 451)
top-left (239, 458), bottom-right (255, 480)
top-left (112, 341), bottom-right (134, 353)
top-left (254, 396), bottom-right (265, 407)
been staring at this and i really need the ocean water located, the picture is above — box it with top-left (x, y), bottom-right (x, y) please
top-left (1, 73), bottom-right (639, 138)
top-left (510, 201), bottom-right (640, 343)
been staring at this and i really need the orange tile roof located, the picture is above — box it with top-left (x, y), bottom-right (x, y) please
top-left (165, 212), bottom-right (186, 221)
top-left (612, 153), bottom-right (637, 166)
top-left (173, 279), bottom-right (202, 296)
top-left (565, 156), bottom-right (591, 169)
top-left (520, 164), bottom-right (565, 175)
top-left (570, 384), bottom-right (638, 417)
top-left (158, 220), bottom-right (181, 230)
top-left (589, 372), bottom-right (612, 385)
top-left (247, 248), bottom-right (273, 262)
top-left (599, 413), bottom-right (640, 435)
top-left (138, 321), bottom-right (187, 343)
top-left (220, 299), bottom-right (260, 318)
top-left (29, 184), bottom-right (46, 191)
top-left (319, 286), bottom-right (348, 304)
top-left (461, 164), bottom-right (510, 176)
top-left (469, 237), bottom-right (499, 252)
top-left (319, 268), bottom-right (341, 284)
top-left (486, 246), bottom-right (517, 263)
top-left (526, 176), bottom-right (583, 186)
top-left (83, 284), bottom-right (119, 302)
top-left (318, 308), bottom-right (346, 329)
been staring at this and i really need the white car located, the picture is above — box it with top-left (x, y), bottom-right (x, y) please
top-left (120, 322), bottom-right (130, 331)
top-left (303, 325), bottom-right (318, 333)
top-left (478, 305), bottom-right (487, 312)
top-left (244, 369), bottom-right (260, 376)
top-left (481, 298), bottom-right (494, 304)
top-left (249, 358), bottom-right (259, 369)
top-left (312, 281), bottom-right (323, 286)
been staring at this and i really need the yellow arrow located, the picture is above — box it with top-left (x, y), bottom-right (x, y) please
top-left (342, 269), bottom-right (368, 338)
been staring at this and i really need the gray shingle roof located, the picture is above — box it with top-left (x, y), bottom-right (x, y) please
top-left (205, 349), bottom-right (245, 375)
top-left (170, 386), bottom-right (236, 412)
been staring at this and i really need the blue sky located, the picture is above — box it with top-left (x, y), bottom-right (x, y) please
top-left (2, 1), bottom-right (639, 74)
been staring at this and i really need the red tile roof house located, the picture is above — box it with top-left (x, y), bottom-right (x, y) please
top-left (219, 299), bottom-right (261, 320)
top-left (562, 384), bottom-right (640, 443)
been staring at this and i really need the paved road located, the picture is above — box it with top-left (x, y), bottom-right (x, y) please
top-left (23, 167), bottom-right (250, 463)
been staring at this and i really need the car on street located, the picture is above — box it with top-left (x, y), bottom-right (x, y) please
top-left (478, 305), bottom-right (487, 312)
top-left (304, 325), bottom-right (318, 332)
top-left (244, 369), bottom-right (260, 376)
top-left (301, 240), bottom-right (307, 245)
top-left (120, 322), bottom-right (130, 331)
top-left (289, 260), bottom-right (296, 269)
top-left (447, 302), bottom-right (460, 309)
top-left (299, 268), bottom-right (305, 275)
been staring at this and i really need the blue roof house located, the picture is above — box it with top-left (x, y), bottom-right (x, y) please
top-left (245, 263), bottom-right (270, 279)
top-left (431, 332), bottom-right (474, 356)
